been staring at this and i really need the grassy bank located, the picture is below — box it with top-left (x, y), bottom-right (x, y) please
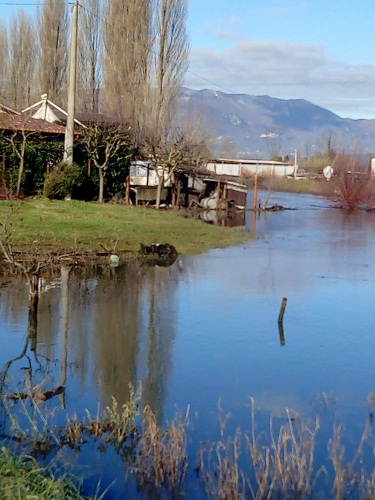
top-left (0, 199), bottom-right (250, 255)
top-left (0, 446), bottom-right (86, 499)
top-left (258, 176), bottom-right (325, 195)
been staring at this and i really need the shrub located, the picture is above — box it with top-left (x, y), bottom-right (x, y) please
top-left (43, 161), bottom-right (85, 199)
top-left (323, 153), bottom-right (374, 209)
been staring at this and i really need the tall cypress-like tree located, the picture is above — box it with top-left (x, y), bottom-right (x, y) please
top-left (37, 0), bottom-right (69, 105)
top-left (0, 22), bottom-right (9, 102)
top-left (151, 0), bottom-right (189, 134)
top-left (102, 0), bottom-right (152, 135)
top-left (77, 0), bottom-right (103, 113)
top-left (8, 11), bottom-right (37, 109)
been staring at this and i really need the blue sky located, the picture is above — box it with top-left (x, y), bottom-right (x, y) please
top-left (1, 0), bottom-right (375, 119)
top-left (186, 0), bottom-right (375, 119)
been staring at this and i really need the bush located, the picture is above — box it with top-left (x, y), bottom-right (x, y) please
top-left (43, 161), bottom-right (85, 199)
top-left (323, 153), bottom-right (373, 209)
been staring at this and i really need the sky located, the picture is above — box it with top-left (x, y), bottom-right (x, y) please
top-left (186, 0), bottom-right (375, 119)
top-left (1, 0), bottom-right (375, 119)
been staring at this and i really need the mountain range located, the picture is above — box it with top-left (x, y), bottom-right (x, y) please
top-left (178, 88), bottom-right (375, 160)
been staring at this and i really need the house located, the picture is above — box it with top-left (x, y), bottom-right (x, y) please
top-left (0, 113), bottom-right (68, 136)
top-left (0, 103), bottom-right (20, 115)
top-left (22, 94), bottom-right (86, 129)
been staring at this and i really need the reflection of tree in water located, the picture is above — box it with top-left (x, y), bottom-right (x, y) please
top-left (142, 264), bottom-right (179, 423)
top-left (89, 260), bottom-right (180, 423)
top-left (88, 263), bottom-right (142, 406)
top-left (0, 258), bottom-right (182, 426)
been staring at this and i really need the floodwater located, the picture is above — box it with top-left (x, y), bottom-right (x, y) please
top-left (2, 191), bottom-right (375, 497)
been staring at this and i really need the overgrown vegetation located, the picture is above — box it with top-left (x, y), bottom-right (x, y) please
top-left (322, 153), bottom-right (375, 209)
top-left (4, 392), bottom-right (375, 498)
top-left (132, 404), bottom-right (188, 493)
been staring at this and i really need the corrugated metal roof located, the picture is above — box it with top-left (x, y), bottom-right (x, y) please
top-left (0, 114), bottom-right (67, 135)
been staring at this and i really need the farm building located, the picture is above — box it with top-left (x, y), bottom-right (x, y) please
top-left (207, 158), bottom-right (298, 177)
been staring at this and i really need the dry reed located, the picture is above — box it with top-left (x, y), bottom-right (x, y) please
top-left (132, 404), bottom-right (188, 493)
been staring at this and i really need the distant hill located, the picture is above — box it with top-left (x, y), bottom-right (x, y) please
top-left (177, 88), bottom-right (375, 159)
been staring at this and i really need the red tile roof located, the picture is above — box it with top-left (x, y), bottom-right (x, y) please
top-left (0, 114), bottom-right (67, 135)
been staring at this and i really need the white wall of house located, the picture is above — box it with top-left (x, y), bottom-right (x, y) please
top-left (130, 161), bottom-right (171, 187)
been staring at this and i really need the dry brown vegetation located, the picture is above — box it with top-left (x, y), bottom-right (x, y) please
top-left (198, 398), bottom-right (375, 499)
top-left (5, 389), bottom-right (375, 498)
top-left (323, 153), bottom-right (375, 209)
top-left (131, 404), bottom-right (188, 493)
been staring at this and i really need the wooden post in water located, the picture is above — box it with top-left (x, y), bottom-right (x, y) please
top-left (253, 174), bottom-right (258, 210)
top-left (278, 297), bottom-right (287, 324)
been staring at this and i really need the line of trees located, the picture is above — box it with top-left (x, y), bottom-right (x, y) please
top-left (0, 0), bottom-right (212, 204)
top-left (0, 0), bottom-right (189, 135)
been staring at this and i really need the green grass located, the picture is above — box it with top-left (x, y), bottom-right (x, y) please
top-left (0, 446), bottom-right (83, 499)
top-left (0, 199), bottom-right (250, 256)
top-left (259, 176), bottom-right (325, 195)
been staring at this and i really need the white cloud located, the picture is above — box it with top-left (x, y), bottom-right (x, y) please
top-left (185, 39), bottom-right (375, 119)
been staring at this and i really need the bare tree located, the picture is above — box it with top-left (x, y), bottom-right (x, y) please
top-left (77, 0), bottom-right (103, 113)
top-left (324, 153), bottom-right (374, 209)
top-left (82, 123), bottom-right (133, 203)
top-left (150, 0), bottom-right (189, 134)
top-left (37, 0), bottom-right (69, 104)
top-left (102, 0), bottom-right (152, 132)
top-left (144, 124), bottom-right (210, 209)
top-left (0, 118), bottom-right (36, 196)
top-left (7, 11), bottom-right (37, 109)
top-left (0, 22), bottom-right (8, 101)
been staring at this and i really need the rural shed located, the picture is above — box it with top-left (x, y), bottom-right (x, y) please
top-left (129, 160), bottom-right (172, 205)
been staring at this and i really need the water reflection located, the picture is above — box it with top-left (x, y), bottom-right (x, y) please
top-left (0, 258), bottom-right (183, 426)
top-left (2, 193), bottom-right (375, 496)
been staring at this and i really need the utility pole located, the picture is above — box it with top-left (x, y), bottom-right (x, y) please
top-left (63, 0), bottom-right (78, 164)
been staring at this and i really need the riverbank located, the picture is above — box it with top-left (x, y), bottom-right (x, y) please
top-left (0, 199), bottom-right (250, 257)
top-left (0, 446), bottom-right (86, 499)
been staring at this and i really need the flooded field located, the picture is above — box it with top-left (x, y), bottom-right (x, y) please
top-left (2, 191), bottom-right (375, 497)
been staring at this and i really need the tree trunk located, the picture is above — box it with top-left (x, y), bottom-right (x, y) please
top-left (125, 169), bottom-right (130, 205)
top-left (16, 151), bottom-right (25, 197)
top-left (155, 176), bottom-right (163, 209)
top-left (28, 307), bottom-right (38, 351)
top-left (28, 274), bottom-right (39, 315)
top-left (176, 179), bottom-right (181, 208)
top-left (98, 167), bottom-right (104, 202)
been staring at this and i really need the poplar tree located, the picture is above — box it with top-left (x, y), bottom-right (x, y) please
top-left (8, 11), bottom-right (37, 109)
top-left (77, 0), bottom-right (103, 113)
top-left (151, 0), bottom-right (189, 134)
top-left (37, 0), bottom-right (69, 105)
top-left (102, 0), bottom-right (152, 134)
top-left (0, 23), bottom-right (8, 101)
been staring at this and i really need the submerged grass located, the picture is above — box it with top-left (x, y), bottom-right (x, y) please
top-left (5, 391), bottom-right (375, 498)
top-left (0, 199), bottom-right (249, 256)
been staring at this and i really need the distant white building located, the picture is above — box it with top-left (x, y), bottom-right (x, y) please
top-left (206, 158), bottom-right (298, 177)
